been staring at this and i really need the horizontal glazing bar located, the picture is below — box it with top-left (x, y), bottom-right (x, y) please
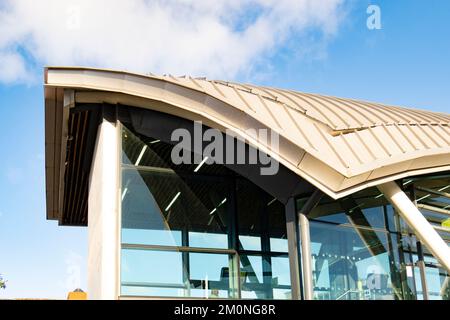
top-left (122, 281), bottom-right (185, 289)
top-left (416, 186), bottom-right (450, 200)
top-left (309, 218), bottom-right (392, 233)
top-left (418, 204), bottom-right (450, 216)
top-left (122, 243), bottom-right (237, 254)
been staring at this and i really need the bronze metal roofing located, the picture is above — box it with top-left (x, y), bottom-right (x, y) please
top-left (44, 67), bottom-right (450, 208)
top-left (168, 77), bottom-right (450, 130)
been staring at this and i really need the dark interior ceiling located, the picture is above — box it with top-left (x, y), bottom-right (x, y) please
top-left (61, 103), bottom-right (314, 226)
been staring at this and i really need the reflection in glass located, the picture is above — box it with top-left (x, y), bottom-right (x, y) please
top-left (240, 255), bottom-right (291, 299)
top-left (236, 179), bottom-right (289, 254)
top-left (414, 175), bottom-right (450, 243)
top-left (121, 167), bottom-right (230, 248)
top-left (121, 249), bottom-right (237, 298)
top-left (413, 252), bottom-right (450, 300)
top-left (189, 232), bottom-right (228, 249)
top-left (306, 188), bottom-right (392, 231)
top-left (236, 179), bottom-right (263, 251)
top-left (411, 175), bottom-right (450, 300)
top-left (310, 222), bottom-right (404, 300)
top-left (189, 253), bottom-right (235, 298)
top-left (120, 123), bottom-right (290, 299)
top-left (121, 249), bottom-right (184, 297)
top-left (239, 235), bottom-right (261, 251)
top-left (268, 199), bottom-right (289, 253)
top-left (270, 238), bottom-right (288, 253)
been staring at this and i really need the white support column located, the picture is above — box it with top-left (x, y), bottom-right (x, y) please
top-left (285, 198), bottom-right (301, 300)
top-left (87, 117), bottom-right (120, 300)
top-left (298, 190), bottom-right (323, 300)
top-left (299, 213), bottom-right (313, 300)
top-left (378, 181), bottom-right (450, 273)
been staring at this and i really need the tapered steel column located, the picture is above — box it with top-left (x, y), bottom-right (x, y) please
top-left (298, 190), bottom-right (323, 300)
top-left (378, 181), bottom-right (450, 273)
top-left (285, 198), bottom-right (301, 300)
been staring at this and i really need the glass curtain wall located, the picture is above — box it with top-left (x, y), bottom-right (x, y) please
top-left (298, 174), bottom-right (450, 300)
top-left (298, 187), bottom-right (417, 300)
top-left (119, 123), bottom-right (291, 299)
top-left (409, 174), bottom-right (450, 300)
top-left (236, 179), bottom-right (291, 299)
top-left (117, 108), bottom-right (449, 300)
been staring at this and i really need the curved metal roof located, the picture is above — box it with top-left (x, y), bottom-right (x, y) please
top-left (44, 67), bottom-right (450, 202)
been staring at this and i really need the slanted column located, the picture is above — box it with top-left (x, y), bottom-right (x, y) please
top-left (87, 108), bottom-right (120, 299)
top-left (378, 181), bottom-right (450, 273)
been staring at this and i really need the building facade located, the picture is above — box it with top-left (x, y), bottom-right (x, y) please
top-left (44, 67), bottom-right (450, 300)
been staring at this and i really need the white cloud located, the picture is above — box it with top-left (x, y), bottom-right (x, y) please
top-left (0, 0), bottom-right (346, 83)
top-left (0, 50), bottom-right (30, 83)
top-left (5, 167), bottom-right (24, 184)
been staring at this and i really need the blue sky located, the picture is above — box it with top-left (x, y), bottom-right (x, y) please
top-left (0, 0), bottom-right (449, 299)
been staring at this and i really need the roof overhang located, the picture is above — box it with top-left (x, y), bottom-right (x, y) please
top-left (44, 66), bottom-right (450, 221)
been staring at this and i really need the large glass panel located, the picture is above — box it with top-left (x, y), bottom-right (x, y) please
top-left (122, 124), bottom-right (232, 176)
top-left (121, 249), bottom-right (184, 297)
top-left (240, 255), bottom-right (265, 299)
top-left (388, 233), bottom-right (417, 300)
top-left (236, 179), bottom-right (264, 251)
top-left (121, 249), bottom-right (237, 298)
top-left (121, 167), bottom-right (181, 246)
top-left (413, 250), bottom-right (450, 300)
top-left (236, 179), bottom-right (289, 253)
top-left (413, 174), bottom-right (450, 240)
top-left (120, 121), bottom-right (291, 299)
top-left (271, 256), bottom-right (292, 299)
top-left (268, 199), bottom-right (289, 253)
top-left (189, 252), bottom-right (236, 298)
top-left (310, 222), bottom-right (404, 300)
top-left (121, 167), bottom-right (230, 248)
top-left (423, 260), bottom-right (450, 300)
top-left (235, 177), bottom-right (291, 299)
top-left (305, 187), bottom-right (391, 231)
top-left (409, 174), bottom-right (450, 300)
top-left (240, 254), bottom-right (291, 299)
